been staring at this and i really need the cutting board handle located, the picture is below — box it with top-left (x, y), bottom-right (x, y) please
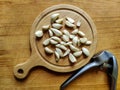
top-left (13, 54), bottom-right (40, 79)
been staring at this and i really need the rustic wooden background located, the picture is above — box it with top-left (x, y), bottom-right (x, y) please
top-left (0, 0), bottom-right (120, 90)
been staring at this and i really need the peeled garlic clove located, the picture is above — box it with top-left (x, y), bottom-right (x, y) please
top-left (65, 21), bottom-right (75, 28)
top-left (66, 17), bottom-right (75, 23)
top-left (77, 39), bottom-right (81, 47)
top-left (51, 28), bottom-right (62, 36)
top-left (48, 30), bottom-right (53, 37)
top-left (66, 42), bottom-right (73, 46)
top-left (63, 49), bottom-right (70, 57)
top-left (60, 41), bottom-right (67, 46)
top-left (50, 39), bottom-right (58, 45)
top-left (43, 38), bottom-right (50, 46)
top-left (69, 44), bottom-right (79, 52)
top-left (82, 47), bottom-right (90, 57)
top-left (42, 25), bottom-right (50, 31)
top-left (52, 23), bottom-right (62, 29)
top-left (51, 36), bottom-right (61, 42)
top-left (71, 29), bottom-right (78, 34)
top-left (35, 30), bottom-right (43, 38)
top-left (73, 51), bottom-right (82, 57)
top-left (51, 13), bottom-right (59, 23)
top-left (44, 47), bottom-right (53, 54)
top-left (80, 37), bottom-right (87, 44)
top-left (69, 34), bottom-right (75, 39)
top-left (62, 35), bottom-right (69, 42)
top-left (55, 51), bottom-right (60, 62)
top-left (86, 41), bottom-right (92, 45)
top-left (63, 30), bottom-right (70, 36)
top-left (56, 44), bottom-right (67, 51)
top-left (56, 44), bottom-right (61, 47)
top-left (76, 21), bottom-right (81, 27)
top-left (56, 48), bottom-right (63, 57)
top-left (60, 45), bottom-right (67, 51)
top-left (78, 31), bottom-right (85, 37)
top-left (72, 36), bottom-right (78, 46)
top-left (69, 53), bottom-right (77, 63)
top-left (56, 18), bottom-right (64, 24)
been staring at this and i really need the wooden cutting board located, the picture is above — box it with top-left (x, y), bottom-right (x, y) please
top-left (0, 0), bottom-right (120, 90)
top-left (13, 4), bottom-right (97, 79)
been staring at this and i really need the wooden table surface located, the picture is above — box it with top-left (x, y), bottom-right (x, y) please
top-left (0, 0), bottom-right (120, 90)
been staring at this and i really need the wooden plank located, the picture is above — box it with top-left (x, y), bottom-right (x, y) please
top-left (0, 0), bottom-right (120, 90)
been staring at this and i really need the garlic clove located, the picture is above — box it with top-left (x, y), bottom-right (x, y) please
top-left (71, 29), bottom-right (79, 34)
top-left (51, 13), bottom-right (59, 23)
top-left (62, 35), bottom-right (70, 42)
top-left (82, 47), bottom-right (90, 57)
top-left (44, 47), bottom-right (53, 54)
top-left (78, 31), bottom-right (85, 37)
top-left (52, 23), bottom-right (62, 29)
top-left (69, 53), bottom-right (77, 63)
top-left (80, 37), bottom-right (87, 44)
top-left (76, 21), bottom-right (81, 27)
top-left (35, 30), bottom-right (43, 38)
top-left (66, 17), bottom-right (75, 23)
top-left (43, 38), bottom-right (51, 46)
top-left (42, 25), bottom-right (50, 31)
top-left (73, 51), bottom-right (82, 57)
top-left (86, 41), bottom-right (92, 45)
top-left (55, 18), bottom-right (64, 24)
top-left (65, 21), bottom-right (75, 28)
top-left (50, 28), bottom-right (62, 36)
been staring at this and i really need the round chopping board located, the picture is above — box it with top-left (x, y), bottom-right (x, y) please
top-left (14, 4), bottom-right (97, 79)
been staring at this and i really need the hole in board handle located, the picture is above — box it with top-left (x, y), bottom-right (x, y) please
top-left (18, 69), bottom-right (24, 74)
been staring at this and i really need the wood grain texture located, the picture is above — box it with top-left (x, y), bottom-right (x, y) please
top-left (0, 0), bottom-right (120, 90)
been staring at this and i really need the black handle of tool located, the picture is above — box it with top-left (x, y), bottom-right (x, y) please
top-left (108, 56), bottom-right (118, 90)
top-left (110, 77), bottom-right (116, 90)
top-left (60, 62), bottom-right (98, 90)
